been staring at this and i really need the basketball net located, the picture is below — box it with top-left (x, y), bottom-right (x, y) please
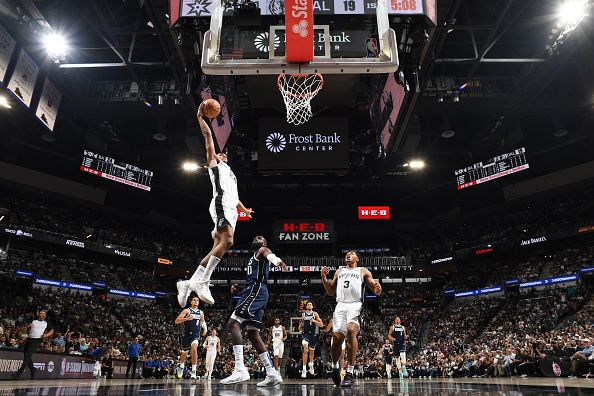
top-left (277, 74), bottom-right (324, 125)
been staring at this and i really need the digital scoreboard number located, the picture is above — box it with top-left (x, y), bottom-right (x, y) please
top-left (455, 147), bottom-right (529, 190)
top-left (80, 150), bottom-right (153, 191)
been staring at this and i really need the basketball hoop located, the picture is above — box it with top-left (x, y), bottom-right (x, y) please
top-left (277, 73), bottom-right (324, 125)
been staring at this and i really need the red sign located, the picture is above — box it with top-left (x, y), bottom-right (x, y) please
top-left (285, 0), bottom-right (314, 62)
top-left (475, 248), bottom-right (494, 255)
top-left (275, 219), bottom-right (334, 243)
top-left (358, 206), bottom-right (391, 220)
top-left (237, 208), bottom-right (252, 221)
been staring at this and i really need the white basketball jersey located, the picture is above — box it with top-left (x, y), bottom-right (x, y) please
top-left (336, 267), bottom-right (364, 303)
top-left (272, 325), bottom-right (283, 344)
top-left (206, 336), bottom-right (218, 351)
top-left (208, 161), bottom-right (238, 209)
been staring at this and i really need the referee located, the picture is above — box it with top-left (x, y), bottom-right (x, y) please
top-left (12, 310), bottom-right (54, 380)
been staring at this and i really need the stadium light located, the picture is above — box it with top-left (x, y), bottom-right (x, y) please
top-left (182, 162), bottom-right (199, 172)
top-left (558, 1), bottom-right (589, 25)
top-left (42, 32), bottom-right (69, 63)
top-left (0, 96), bottom-right (11, 109)
top-left (409, 160), bottom-right (426, 170)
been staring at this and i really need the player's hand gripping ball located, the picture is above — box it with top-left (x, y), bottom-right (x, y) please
top-left (200, 99), bottom-right (221, 119)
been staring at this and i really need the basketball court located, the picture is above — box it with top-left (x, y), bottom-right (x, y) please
top-left (1, 377), bottom-right (593, 395)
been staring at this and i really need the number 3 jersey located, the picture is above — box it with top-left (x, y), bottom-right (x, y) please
top-left (336, 266), bottom-right (363, 303)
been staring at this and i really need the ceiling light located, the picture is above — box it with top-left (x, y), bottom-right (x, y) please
top-left (143, 100), bottom-right (152, 108)
top-left (153, 132), bottom-right (167, 141)
top-left (0, 96), bottom-right (11, 109)
top-left (157, 94), bottom-right (164, 106)
top-left (441, 130), bottom-right (456, 138)
top-left (409, 160), bottom-right (426, 170)
top-left (453, 91), bottom-right (460, 103)
top-left (42, 32), bottom-right (69, 63)
top-left (558, 1), bottom-right (589, 25)
top-left (182, 162), bottom-right (199, 172)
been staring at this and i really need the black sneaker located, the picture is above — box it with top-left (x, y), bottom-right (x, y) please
top-left (31, 367), bottom-right (37, 379)
top-left (341, 372), bottom-right (353, 388)
top-left (331, 368), bottom-right (341, 386)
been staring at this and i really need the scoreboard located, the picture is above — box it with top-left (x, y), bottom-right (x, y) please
top-left (80, 150), bottom-right (153, 191)
top-left (455, 147), bottom-right (529, 190)
top-left (173, 0), bottom-right (428, 18)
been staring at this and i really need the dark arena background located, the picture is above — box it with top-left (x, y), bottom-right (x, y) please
top-left (0, 0), bottom-right (594, 395)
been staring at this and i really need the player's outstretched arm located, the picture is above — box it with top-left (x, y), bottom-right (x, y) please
top-left (282, 326), bottom-right (287, 341)
top-left (321, 266), bottom-right (338, 296)
top-left (313, 312), bottom-right (324, 327)
top-left (257, 247), bottom-right (287, 271)
top-left (175, 309), bottom-right (191, 324)
top-left (387, 325), bottom-right (396, 342)
top-left (237, 200), bottom-right (254, 218)
top-left (197, 104), bottom-right (218, 168)
top-left (362, 268), bottom-right (382, 295)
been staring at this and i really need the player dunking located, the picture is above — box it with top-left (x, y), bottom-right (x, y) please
top-left (388, 316), bottom-right (408, 379)
top-left (177, 103), bottom-right (253, 307)
top-left (300, 302), bottom-right (323, 378)
top-left (321, 251), bottom-right (382, 388)
top-left (268, 318), bottom-right (287, 373)
top-left (202, 329), bottom-right (221, 380)
top-left (175, 296), bottom-right (207, 379)
top-left (220, 236), bottom-right (286, 386)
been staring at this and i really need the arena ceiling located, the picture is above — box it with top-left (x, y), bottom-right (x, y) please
top-left (0, 0), bottom-right (593, 222)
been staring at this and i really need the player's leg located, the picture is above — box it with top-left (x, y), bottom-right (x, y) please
top-left (178, 350), bottom-right (189, 379)
top-left (341, 319), bottom-right (360, 387)
top-left (190, 341), bottom-right (199, 379)
top-left (220, 315), bottom-right (250, 384)
top-left (247, 304), bottom-right (282, 387)
top-left (301, 338), bottom-right (310, 378)
top-left (394, 352), bottom-right (403, 378)
top-left (330, 332), bottom-right (346, 385)
top-left (399, 351), bottom-right (408, 377)
top-left (386, 360), bottom-right (392, 379)
top-left (308, 346), bottom-right (316, 374)
top-left (191, 226), bottom-right (234, 305)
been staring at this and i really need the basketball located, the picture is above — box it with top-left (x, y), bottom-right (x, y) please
top-left (201, 99), bottom-right (221, 118)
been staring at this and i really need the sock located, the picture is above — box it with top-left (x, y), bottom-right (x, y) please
top-left (190, 266), bottom-right (205, 283)
top-left (179, 363), bottom-right (185, 369)
top-left (308, 361), bottom-right (313, 367)
top-left (347, 365), bottom-right (354, 374)
top-left (302, 365), bottom-right (306, 371)
top-left (192, 364), bottom-right (197, 372)
top-left (233, 345), bottom-right (245, 371)
top-left (201, 255), bottom-right (220, 281)
top-left (259, 352), bottom-right (276, 376)
top-left (333, 361), bottom-right (340, 369)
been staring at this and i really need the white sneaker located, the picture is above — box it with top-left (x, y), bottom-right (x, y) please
top-left (301, 369), bottom-right (307, 378)
top-left (308, 362), bottom-right (315, 375)
top-left (177, 367), bottom-right (184, 379)
top-left (190, 280), bottom-right (215, 305)
top-left (220, 369), bottom-right (250, 384)
top-left (176, 280), bottom-right (191, 308)
top-left (257, 372), bottom-right (283, 387)
top-left (190, 370), bottom-right (197, 379)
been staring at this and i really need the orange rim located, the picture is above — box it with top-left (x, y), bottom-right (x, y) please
top-left (277, 73), bottom-right (324, 98)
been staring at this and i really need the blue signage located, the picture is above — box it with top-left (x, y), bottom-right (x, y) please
top-left (454, 286), bottom-right (502, 298)
top-left (519, 275), bottom-right (578, 288)
top-left (155, 291), bottom-right (168, 296)
top-left (92, 282), bottom-right (107, 287)
top-left (108, 288), bottom-right (156, 299)
top-left (505, 279), bottom-right (519, 285)
top-left (443, 289), bottom-right (455, 294)
top-left (35, 278), bottom-right (92, 291)
top-left (15, 269), bottom-right (33, 277)
top-left (580, 267), bottom-right (594, 274)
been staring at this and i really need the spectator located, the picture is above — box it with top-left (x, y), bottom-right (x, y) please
top-left (126, 337), bottom-right (141, 378)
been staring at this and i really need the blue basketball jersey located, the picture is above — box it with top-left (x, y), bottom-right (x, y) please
top-left (244, 252), bottom-right (270, 289)
top-left (303, 311), bottom-right (317, 334)
top-left (184, 307), bottom-right (202, 336)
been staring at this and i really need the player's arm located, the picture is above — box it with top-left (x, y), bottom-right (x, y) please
top-left (362, 268), bottom-right (382, 295)
top-left (197, 104), bottom-right (218, 168)
top-left (202, 339), bottom-right (208, 348)
top-left (42, 328), bottom-right (55, 339)
top-left (174, 309), bottom-right (191, 324)
top-left (268, 327), bottom-right (273, 346)
top-left (282, 326), bottom-right (287, 341)
top-left (217, 337), bottom-right (221, 354)
top-left (236, 200), bottom-right (254, 218)
top-left (257, 247), bottom-right (287, 271)
top-left (378, 344), bottom-right (385, 357)
top-left (321, 267), bottom-right (338, 296)
top-left (313, 312), bottom-right (324, 327)
top-left (387, 325), bottom-right (396, 342)
top-left (324, 320), bottom-right (333, 333)
top-left (200, 312), bottom-right (208, 337)
top-left (404, 327), bottom-right (408, 340)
